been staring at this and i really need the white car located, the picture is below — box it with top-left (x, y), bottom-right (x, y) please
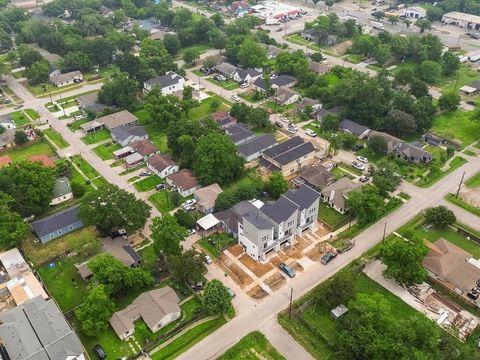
top-left (287, 127), bottom-right (297, 134)
top-left (305, 129), bottom-right (317, 137)
top-left (182, 199), bottom-right (197, 210)
top-left (231, 94), bottom-right (240, 102)
top-left (352, 161), bottom-right (365, 171)
top-left (240, 83), bottom-right (249, 89)
top-left (280, 116), bottom-right (290, 124)
top-left (204, 255), bottom-right (212, 265)
top-left (187, 229), bottom-right (196, 235)
top-left (356, 156), bottom-right (368, 163)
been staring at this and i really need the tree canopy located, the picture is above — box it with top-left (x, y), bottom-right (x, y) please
top-left (75, 285), bottom-right (115, 336)
top-left (150, 214), bottom-right (187, 257)
top-left (0, 192), bottom-right (28, 250)
top-left (425, 206), bottom-right (456, 228)
top-left (167, 249), bottom-right (207, 285)
top-left (202, 279), bottom-right (232, 315)
top-left (346, 185), bottom-right (385, 225)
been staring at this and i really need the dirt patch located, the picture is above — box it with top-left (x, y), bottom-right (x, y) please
top-left (247, 285), bottom-right (269, 299)
top-left (327, 40), bottom-right (352, 56)
top-left (269, 255), bottom-right (283, 267)
top-left (218, 254), bottom-right (253, 288)
top-left (227, 244), bottom-right (244, 257)
top-left (283, 246), bottom-right (303, 259)
top-left (459, 186), bottom-right (480, 207)
top-left (239, 254), bottom-right (273, 278)
top-left (265, 272), bottom-right (286, 291)
top-left (314, 226), bottom-right (330, 238)
top-left (290, 261), bottom-right (304, 273)
top-left (294, 236), bottom-right (311, 251)
top-left (306, 243), bottom-right (328, 261)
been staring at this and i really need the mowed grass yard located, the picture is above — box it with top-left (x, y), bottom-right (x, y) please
top-left (318, 202), bottom-right (349, 230)
top-left (9, 110), bottom-right (31, 126)
top-left (133, 175), bottom-right (164, 192)
top-left (43, 128), bottom-right (70, 149)
top-left (217, 331), bottom-right (286, 360)
top-left (198, 233), bottom-right (236, 258)
top-left (431, 110), bottom-right (480, 147)
top-left (466, 172), bottom-right (480, 188)
top-left (93, 141), bottom-right (121, 160)
top-left (81, 128), bottom-right (111, 144)
top-left (0, 140), bottom-right (54, 162)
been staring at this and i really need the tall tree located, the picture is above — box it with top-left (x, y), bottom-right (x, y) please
top-left (150, 214), bottom-right (187, 257)
top-left (75, 285), bottom-right (115, 336)
top-left (0, 193), bottom-right (28, 249)
top-left (168, 249), bottom-right (207, 285)
top-left (442, 51), bottom-right (460, 76)
top-left (346, 185), bottom-right (385, 225)
top-left (237, 37), bottom-right (267, 68)
top-left (368, 135), bottom-right (388, 156)
top-left (202, 279), bottom-right (232, 315)
top-left (371, 161), bottom-right (401, 197)
top-left (98, 70), bottom-right (140, 109)
top-left (438, 91), bottom-right (461, 111)
top-left (425, 206), bottom-right (456, 228)
top-left (266, 172), bottom-right (288, 199)
top-left (415, 19), bottom-right (432, 33)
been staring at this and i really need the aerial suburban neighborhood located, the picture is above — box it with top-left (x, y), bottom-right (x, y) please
top-left (1, 0), bottom-right (480, 359)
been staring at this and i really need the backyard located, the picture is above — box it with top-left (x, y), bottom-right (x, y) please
top-left (198, 232), bottom-right (236, 258)
top-left (133, 175), bottom-right (164, 192)
top-left (0, 140), bottom-right (54, 162)
top-left (148, 190), bottom-right (192, 214)
top-left (217, 331), bottom-right (286, 360)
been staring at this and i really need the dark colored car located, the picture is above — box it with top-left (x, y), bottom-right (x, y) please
top-left (275, 121), bottom-right (283, 128)
top-left (352, 144), bottom-right (364, 151)
top-left (321, 252), bottom-right (337, 265)
top-left (155, 183), bottom-right (165, 191)
top-left (279, 262), bottom-right (296, 278)
top-left (93, 345), bottom-right (106, 359)
top-left (109, 229), bottom-right (126, 239)
top-left (190, 282), bottom-right (204, 291)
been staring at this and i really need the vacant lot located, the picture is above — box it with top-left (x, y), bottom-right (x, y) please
top-left (43, 128), bottom-right (70, 149)
top-left (133, 176), bottom-right (164, 192)
top-left (94, 142), bottom-right (121, 160)
top-left (81, 128), bottom-right (111, 144)
top-left (0, 140), bottom-right (54, 162)
top-left (198, 233), bottom-right (236, 258)
top-left (318, 202), bottom-right (349, 230)
top-left (432, 111), bottom-right (480, 147)
top-left (218, 331), bottom-right (286, 360)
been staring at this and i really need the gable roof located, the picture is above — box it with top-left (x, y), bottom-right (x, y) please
top-left (283, 184), bottom-right (321, 211)
top-left (194, 183), bottom-right (223, 211)
top-left (321, 178), bottom-right (362, 210)
top-left (144, 71), bottom-right (183, 89)
top-left (215, 62), bottom-right (238, 76)
top-left (209, 111), bottom-right (237, 127)
top-left (147, 154), bottom-right (177, 172)
top-left (308, 61), bottom-right (330, 74)
top-left (0, 114), bottom-right (14, 125)
top-left (215, 200), bottom-right (259, 234)
top-left (299, 165), bottom-right (335, 189)
top-left (97, 110), bottom-right (138, 130)
top-left (253, 75), bottom-right (297, 91)
top-left (238, 133), bottom-right (277, 157)
top-left (261, 196), bottom-right (299, 224)
top-left (235, 68), bottom-right (261, 81)
top-left (263, 137), bottom-right (315, 166)
top-left (275, 86), bottom-right (298, 103)
top-left (31, 205), bottom-right (82, 238)
top-left (0, 129), bottom-right (16, 148)
top-left (395, 142), bottom-right (432, 160)
top-left (111, 125), bottom-right (147, 143)
top-left (167, 169), bottom-right (198, 190)
top-left (49, 70), bottom-right (82, 85)
top-left (131, 139), bottom-right (158, 156)
top-left (339, 119), bottom-right (371, 137)
top-left (225, 123), bottom-right (255, 144)
top-left (368, 130), bottom-right (402, 152)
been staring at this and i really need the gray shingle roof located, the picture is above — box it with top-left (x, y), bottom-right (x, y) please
top-left (261, 197), bottom-right (299, 224)
top-left (0, 114), bottom-right (14, 125)
top-left (238, 133), bottom-right (277, 157)
top-left (242, 212), bottom-right (274, 230)
top-left (215, 62), bottom-right (238, 76)
top-left (111, 125), bottom-right (147, 143)
top-left (339, 119), bottom-right (371, 137)
top-left (144, 71), bottom-right (183, 89)
top-left (253, 75), bottom-right (297, 91)
top-left (395, 142), bottom-right (432, 160)
top-left (300, 165), bottom-right (335, 189)
top-left (226, 124), bottom-right (254, 144)
top-left (263, 136), bottom-right (304, 158)
top-left (31, 205), bottom-right (82, 238)
top-left (235, 68), bottom-right (261, 81)
top-left (284, 184), bottom-right (321, 210)
top-left (215, 201), bottom-right (259, 235)
top-left (274, 142), bottom-right (315, 165)
top-left (52, 176), bottom-right (71, 198)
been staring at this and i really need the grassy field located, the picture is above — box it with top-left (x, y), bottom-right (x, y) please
top-left (24, 108), bottom-right (39, 120)
top-left (198, 233), bottom-right (236, 258)
top-left (440, 64), bottom-right (479, 93)
top-left (445, 193), bottom-right (480, 218)
top-left (0, 140), bottom-right (55, 162)
top-left (71, 155), bottom-right (100, 179)
top-left (81, 128), bottom-right (111, 144)
top-left (187, 96), bottom-right (229, 121)
top-left (218, 331), bottom-right (286, 360)
top-left (9, 110), bottom-right (31, 126)
top-left (151, 316), bottom-right (227, 360)
top-left (431, 111), bottom-right (480, 147)
top-left (43, 128), bottom-right (70, 149)
top-left (338, 162), bottom-right (363, 176)
top-left (138, 245), bottom-right (157, 272)
top-left (206, 77), bottom-right (239, 90)
top-left (239, 90), bottom-right (264, 103)
top-left (148, 190), bottom-right (175, 213)
top-left (93, 142), bottom-right (122, 160)
top-left (466, 172), bottom-right (480, 188)
top-left (416, 156), bottom-right (467, 187)
top-left (318, 202), bottom-right (349, 230)
top-left (133, 175), bottom-right (164, 192)
top-left (263, 101), bottom-right (295, 114)
top-left (330, 166), bottom-right (354, 180)
top-left (37, 258), bottom-right (89, 312)
top-left (69, 118), bottom-right (90, 131)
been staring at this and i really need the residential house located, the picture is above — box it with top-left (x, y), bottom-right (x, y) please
top-left (0, 114), bottom-right (16, 130)
top-left (460, 85), bottom-right (478, 95)
top-left (339, 119), bottom-right (371, 139)
top-left (282, 184), bottom-right (322, 233)
top-left (79, 120), bottom-right (103, 134)
top-left (225, 123), bottom-right (256, 145)
top-left (274, 87), bottom-right (300, 105)
top-left (368, 130), bottom-right (403, 153)
top-left (320, 177), bottom-right (362, 214)
top-left (0, 297), bottom-right (85, 360)
top-left (113, 146), bottom-right (134, 159)
top-left (166, 169), bottom-right (200, 197)
top-left (423, 133), bottom-right (445, 147)
top-left (233, 68), bottom-right (262, 84)
top-left (10, 0), bottom-right (38, 9)
top-left (215, 62), bottom-right (238, 79)
top-left (294, 164), bottom-right (335, 190)
top-left (423, 239), bottom-right (480, 296)
top-left (308, 61), bottom-right (331, 75)
top-left (252, 75), bottom-right (297, 93)
top-left (31, 205), bottom-right (84, 243)
top-left (266, 45), bottom-right (281, 59)
top-left (260, 136), bottom-right (316, 178)
top-left (50, 177), bottom-right (73, 206)
top-left (316, 106), bottom-right (343, 121)
top-left (228, 0), bottom-right (250, 17)
top-left (28, 154), bottom-right (55, 167)
top-left (147, 154), bottom-right (179, 178)
top-left (49, 70), bottom-right (83, 87)
top-left (124, 152), bottom-right (144, 168)
top-left (301, 29), bottom-right (318, 42)
top-left (237, 133), bottom-right (277, 161)
top-left (215, 200), bottom-right (262, 238)
top-left (143, 71), bottom-right (185, 95)
top-left (209, 111), bottom-right (237, 130)
top-left (194, 183), bottom-right (223, 214)
top-left (111, 125), bottom-right (148, 147)
top-left (0, 129), bottom-right (15, 150)
top-left (96, 110), bottom-right (139, 130)
top-left (131, 139), bottom-right (159, 158)
top-left (405, 6), bottom-right (426, 19)
top-left (110, 287), bottom-right (180, 340)
top-left (76, 93), bottom-right (111, 115)
top-left (297, 98), bottom-right (322, 118)
top-left (395, 142), bottom-right (432, 163)
top-left (469, 80), bottom-right (480, 91)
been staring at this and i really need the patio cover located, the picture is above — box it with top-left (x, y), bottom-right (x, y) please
top-left (460, 85), bottom-right (477, 94)
top-left (196, 213), bottom-right (220, 231)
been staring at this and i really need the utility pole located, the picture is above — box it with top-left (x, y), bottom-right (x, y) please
top-left (455, 171), bottom-right (466, 198)
top-left (288, 287), bottom-right (294, 319)
top-left (382, 221), bottom-right (387, 243)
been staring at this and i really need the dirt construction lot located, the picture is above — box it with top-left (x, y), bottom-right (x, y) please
top-left (459, 186), bottom-right (480, 207)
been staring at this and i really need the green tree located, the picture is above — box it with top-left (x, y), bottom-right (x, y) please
top-left (415, 19), bottom-right (432, 33)
top-left (71, 182), bottom-right (86, 198)
top-left (163, 33), bottom-right (181, 55)
top-left (145, 88), bottom-right (183, 127)
top-left (174, 209), bottom-right (196, 229)
top-left (202, 279), bottom-right (232, 315)
top-left (0, 193), bottom-right (28, 249)
top-left (442, 51), bottom-right (460, 76)
top-left (0, 125), bottom-right (5, 135)
top-left (387, 15), bottom-right (399, 25)
top-left (371, 161), bottom-right (401, 196)
top-left (321, 113), bottom-right (340, 132)
top-left (384, 109), bottom-right (417, 138)
top-left (368, 135), bottom-right (388, 156)
top-left (403, 19), bottom-right (412, 29)
top-left (17, 45), bottom-right (42, 68)
top-left (183, 48), bottom-right (200, 66)
top-left (372, 11), bottom-right (385, 20)
top-left (14, 130), bottom-right (28, 145)
top-left (316, 271), bottom-right (355, 309)
top-left (266, 172), bottom-right (288, 199)
top-left (79, 185), bottom-right (151, 235)
top-left (75, 285), bottom-right (114, 336)
top-left (61, 51), bottom-right (93, 72)
top-left (168, 249), bottom-right (207, 285)
top-left (237, 37), bottom-right (267, 68)
top-left (380, 232), bottom-right (428, 286)
top-left (151, 214), bottom-right (187, 257)
top-left (25, 60), bottom-right (50, 85)
top-left (425, 206), bottom-right (456, 228)
top-left (372, 44), bottom-right (391, 66)
top-left (98, 70), bottom-right (140, 109)
top-left (417, 60), bottom-right (441, 84)
top-left (194, 133), bottom-right (244, 186)
top-left (438, 91), bottom-right (460, 111)
top-left (346, 185), bottom-right (384, 225)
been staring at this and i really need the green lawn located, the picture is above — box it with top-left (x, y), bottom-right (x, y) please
top-left (440, 64), bottom-right (479, 93)
top-left (206, 77), bottom-right (239, 90)
top-left (464, 149), bottom-right (476, 156)
top-left (43, 128), bottom-right (70, 149)
top-left (466, 172), bottom-right (480, 188)
top-left (431, 110), bottom-right (480, 147)
top-left (355, 146), bottom-right (385, 164)
top-left (318, 202), bottom-right (349, 230)
top-left (24, 108), bottom-right (39, 120)
top-left (71, 155), bottom-right (100, 179)
top-left (330, 166), bottom-right (354, 180)
top-left (148, 190), bottom-right (176, 214)
top-left (197, 233), bottom-right (236, 258)
top-left (176, 44), bottom-right (212, 61)
top-left (81, 128), bottom-right (111, 144)
top-left (445, 193), bottom-right (480, 218)
top-left (92, 176), bottom-right (109, 188)
top-left (69, 118), bottom-right (90, 131)
top-left (144, 124), bottom-right (170, 153)
top-left (338, 162), bottom-right (363, 176)
top-left (37, 258), bottom-right (89, 312)
top-left (138, 244), bottom-right (157, 272)
top-left (187, 96), bottom-right (229, 121)
top-left (218, 331), bottom-right (286, 360)
top-left (416, 156), bottom-right (467, 187)
top-left (151, 316), bottom-right (227, 360)
top-left (0, 140), bottom-right (54, 162)
top-left (93, 142), bottom-right (122, 160)
top-left (239, 90), bottom-right (264, 103)
top-left (263, 101), bottom-right (295, 114)
top-left (9, 110), bottom-right (31, 126)
top-left (133, 175), bottom-right (164, 192)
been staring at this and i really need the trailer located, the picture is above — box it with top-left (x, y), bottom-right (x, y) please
top-left (370, 21), bottom-right (384, 30)
top-left (265, 18), bottom-right (280, 25)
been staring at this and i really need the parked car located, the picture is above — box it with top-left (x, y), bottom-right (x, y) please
top-left (182, 199), bottom-right (197, 210)
top-left (13, 104), bottom-right (24, 110)
top-left (93, 345), bottom-right (107, 359)
top-left (321, 252), bottom-right (337, 265)
top-left (190, 282), bottom-right (203, 291)
top-left (214, 75), bottom-right (226, 81)
top-left (287, 127), bottom-right (297, 134)
top-left (275, 121), bottom-right (284, 128)
top-left (139, 171), bottom-right (151, 177)
top-left (240, 82), bottom-right (249, 89)
top-left (359, 175), bottom-right (370, 183)
top-left (109, 229), bottom-right (127, 239)
top-left (231, 94), bottom-right (240, 102)
top-left (279, 262), bottom-right (296, 278)
top-left (352, 161), bottom-right (365, 171)
top-left (227, 287), bottom-right (236, 298)
top-left (356, 156), bottom-right (368, 163)
top-left (305, 129), bottom-right (317, 137)
top-left (155, 183), bottom-right (165, 191)
top-left (3, 99), bottom-right (11, 104)
top-left (204, 255), bottom-right (212, 264)
top-left (187, 228), bottom-right (196, 235)
top-left (280, 116), bottom-right (289, 123)
top-left (467, 100), bottom-right (476, 106)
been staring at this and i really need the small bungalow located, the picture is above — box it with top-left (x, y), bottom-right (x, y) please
top-left (79, 120), bottom-right (103, 134)
top-left (147, 154), bottom-right (179, 178)
top-left (113, 146), bottom-right (134, 160)
top-left (111, 125), bottom-right (148, 147)
top-left (209, 111), bottom-right (237, 130)
top-left (320, 178), bottom-right (362, 214)
top-left (225, 123), bottom-right (255, 145)
top-left (124, 152), bottom-right (144, 168)
top-left (294, 165), bottom-right (335, 191)
top-left (367, 130), bottom-right (402, 153)
top-left (131, 139), bottom-right (159, 158)
top-left (77, 93), bottom-right (111, 115)
top-left (339, 119), bottom-right (371, 139)
top-left (50, 177), bottom-right (73, 206)
top-left (308, 61), bottom-right (331, 75)
top-left (233, 68), bottom-right (262, 84)
top-left (166, 169), bottom-right (200, 197)
top-left (274, 87), bottom-right (300, 106)
top-left (194, 183), bottom-right (223, 214)
top-left (252, 75), bottom-right (297, 93)
top-left (215, 62), bottom-right (238, 79)
top-left (266, 45), bottom-right (281, 59)
top-left (31, 205), bottom-right (84, 244)
top-left (49, 70), bottom-right (83, 88)
top-left (395, 142), bottom-right (432, 164)
top-left (0, 130), bottom-right (16, 150)
top-left (423, 133), bottom-right (445, 147)
top-left (97, 110), bottom-right (139, 130)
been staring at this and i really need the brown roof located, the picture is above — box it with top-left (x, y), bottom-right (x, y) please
top-left (0, 155), bottom-right (11, 167)
top-left (110, 287), bottom-right (180, 337)
top-left (167, 169), bottom-right (198, 191)
top-left (97, 110), bottom-right (138, 130)
top-left (131, 139), bottom-right (158, 157)
top-left (147, 154), bottom-right (177, 172)
top-left (194, 183), bottom-right (223, 211)
top-left (300, 165), bottom-right (335, 189)
top-left (423, 239), bottom-right (480, 293)
top-left (321, 177), bottom-right (362, 210)
top-left (368, 131), bottom-right (402, 153)
top-left (309, 61), bottom-right (331, 74)
top-left (28, 154), bottom-right (55, 167)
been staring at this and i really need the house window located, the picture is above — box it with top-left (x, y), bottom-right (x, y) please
top-left (262, 235), bottom-right (269, 241)
top-left (50, 234), bottom-right (55, 239)
top-left (69, 225), bottom-right (74, 230)
top-left (264, 243), bottom-right (267, 249)
top-left (239, 224), bottom-right (243, 230)
top-left (58, 230), bottom-right (62, 235)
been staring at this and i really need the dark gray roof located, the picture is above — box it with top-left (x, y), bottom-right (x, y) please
top-left (470, 80), bottom-right (480, 90)
top-left (238, 134), bottom-right (277, 157)
top-left (225, 124), bottom-right (254, 144)
top-left (253, 75), bottom-right (296, 91)
top-left (123, 245), bottom-right (141, 266)
top-left (339, 119), bottom-right (370, 137)
top-left (259, 158), bottom-right (281, 172)
top-left (261, 197), bottom-right (299, 224)
top-left (284, 184), bottom-right (321, 210)
top-left (31, 205), bottom-right (82, 237)
top-left (235, 68), bottom-right (261, 81)
top-left (216, 62), bottom-right (238, 76)
top-left (395, 142), bottom-right (432, 160)
top-left (0, 114), bottom-right (14, 125)
top-left (274, 142), bottom-right (316, 165)
top-left (300, 165), bottom-right (335, 189)
top-left (111, 125), bottom-right (147, 142)
top-left (263, 136), bottom-right (304, 158)
top-left (144, 71), bottom-right (183, 88)
top-left (215, 201), bottom-right (258, 235)
top-left (0, 296), bottom-right (83, 360)
top-left (242, 212), bottom-right (274, 230)
top-left (52, 176), bottom-right (71, 198)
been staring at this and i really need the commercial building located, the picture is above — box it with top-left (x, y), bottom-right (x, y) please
top-left (442, 12), bottom-right (480, 30)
